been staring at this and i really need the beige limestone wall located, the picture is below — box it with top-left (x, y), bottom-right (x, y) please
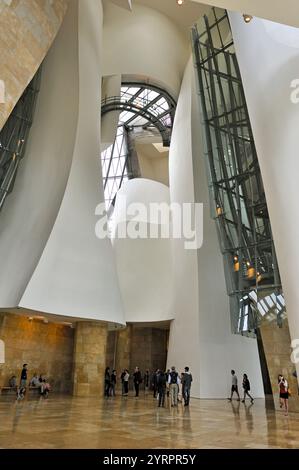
top-left (260, 318), bottom-right (299, 412)
top-left (0, 312), bottom-right (74, 392)
top-left (0, 0), bottom-right (69, 130)
top-left (105, 326), bottom-right (169, 391)
top-left (130, 326), bottom-right (168, 374)
top-left (73, 321), bottom-right (108, 397)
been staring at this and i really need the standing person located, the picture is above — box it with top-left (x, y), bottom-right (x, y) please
top-left (144, 369), bottom-right (150, 392)
top-left (228, 370), bottom-right (240, 401)
top-left (157, 370), bottom-right (167, 407)
top-left (123, 369), bottom-right (130, 396)
top-left (182, 367), bottom-right (193, 407)
top-left (168, 366), bottom-right (180, 407)
top-left (152, 369), bottom-right (158, 398)
top-left (110, 370), bottom-right (117, 397)
top-left (242, 374), bottom-right (254, 404)
top-left (165, 369), bottom-right (170, 398)
top-left (133, 367), bottom-right (142, 398)
top-left (120, 369), bottom-right (126, 395)
top-left (18, 364), bottom-right (28, 398)
top-left (278, 374), bottom-right (289, 416)
top-left (104, 367), bottom-right (111, 397)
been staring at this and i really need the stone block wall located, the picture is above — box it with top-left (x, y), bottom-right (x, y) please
top-left (0, 312), bottom-right (74, 392)
top-left (260, 318), bottom-right (299, 412)
top-left (0, 0), bottom-right (69, 130)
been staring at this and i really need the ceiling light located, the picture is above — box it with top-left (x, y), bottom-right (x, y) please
top-left (243, 14), bottom-right (253, 23)
top-left (177, 0), bottom-right (184, 5)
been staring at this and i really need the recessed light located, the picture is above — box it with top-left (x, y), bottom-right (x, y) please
top-left (243, 14), bottom-right (253, 23)
top-left (177, 0), bottom-right (184, 5)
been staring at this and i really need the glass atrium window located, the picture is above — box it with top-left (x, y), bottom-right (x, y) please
top-left (101, 84), bottom-right (176, 212)
top-left (101, 126), bottom-right (128, 212)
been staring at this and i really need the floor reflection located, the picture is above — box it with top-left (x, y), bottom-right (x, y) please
top-left (0, 394), bottom-right (299, 448)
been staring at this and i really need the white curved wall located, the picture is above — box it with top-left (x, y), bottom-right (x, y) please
top-left (102, 1), bottom-right (189, 98)
top-left (167, 58), bottom-right (264, 398)
top-left (112, 179), bottom-right (173, 323)
top-left (230, 12), bottom-right (299, 379)
top-left (20, 0), bottom-right (125, 325)
top-left (0, 1), bottom-right (78, 307)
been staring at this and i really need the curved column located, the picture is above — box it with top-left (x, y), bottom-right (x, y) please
top-left (112, 178), bottom-right (173, 323)
top-left (230, 12), bottom-right (299, 379)
top-left (0, 0), bottom-right (69, 130)
top-left (19, 0), bottom-right (125, 325)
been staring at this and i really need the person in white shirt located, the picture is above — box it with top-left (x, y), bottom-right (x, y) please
top-left (228, 369), bottom-right (240, 401)
top-left (123, 369), bottom-right (130, 396)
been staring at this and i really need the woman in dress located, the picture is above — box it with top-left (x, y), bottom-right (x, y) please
top-left (278, 374), bottom-right (289, 416)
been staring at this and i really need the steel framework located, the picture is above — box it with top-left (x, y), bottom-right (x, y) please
top-left (0, 67), bottom-right (41, 211)
top-left (101, 83), bottom-right (176, 147)
top-left (191, 8), bottom-right (285, 335)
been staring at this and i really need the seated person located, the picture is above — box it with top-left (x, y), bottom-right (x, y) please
top-left (9, 375), bottom-right (17, 388)
top-left (30, 374), bottom-right (41, 387)
top-left (40, 379), bottom-right (51, 397)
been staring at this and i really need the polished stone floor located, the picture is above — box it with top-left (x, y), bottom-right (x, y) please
top-left (0, 392), bottom-right (299, 449)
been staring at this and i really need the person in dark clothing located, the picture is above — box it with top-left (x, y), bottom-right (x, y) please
top-left (165, 369), bottom-right (170, 397)
top-left (120, 369), bottom-right (126, 395)
top-left (104, 367), bottom-right (111, 397)
top-left (20, 364), bottom-right (28, 388)
top-left (242, 374), bottom-right (254, 404)
top-left (152, 369), bottom-right (159, 398)
top-left (133, 367), bottom-right (142, 397)
top-left (110, 370), bottom-right (117, 396)
top-left (144, 369), bottom-right (150, 391)
top-left (17, 364), bottom-right (28, 400)
top-left (157, 370), bottom-right (167, 407)
top-left (182, 367), bottom-right (193, 406)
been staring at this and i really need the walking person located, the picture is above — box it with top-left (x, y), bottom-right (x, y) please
top-left (228, 370), bottom-right (240, 401)
top-left (278, 374), bottom-right (289, 416)
top-left (133, 367), bottom-right (142, 398)
top-left (104, 367), bottom-right (111, 397)
top-left (110, 369), bottom-right (117, 397)
top-left (242, 374), bottom-right (254, 404)
top-left (182, 367), bottom-right (193, 406)
top-left (157, 370), bottom-right (167, 407)
top-left (168, 366), bottom-right (180, 407)
top-left (123, 369), bottom-right (130, 396)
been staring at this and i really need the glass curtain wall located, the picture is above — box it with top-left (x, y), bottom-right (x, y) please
top-left (0, 67), bottom-right (41, 211)
top-left (191, 8), bottom-right (285, 335)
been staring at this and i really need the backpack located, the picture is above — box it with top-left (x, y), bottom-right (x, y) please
top-left (170, 371), bottom-right (178, 384)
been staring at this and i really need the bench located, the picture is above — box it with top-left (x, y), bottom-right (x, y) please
top-left (0, 386), bottom-right (44, 396)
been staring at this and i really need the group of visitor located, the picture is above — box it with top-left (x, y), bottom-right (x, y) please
top-left (228, 370), bottom-right (254, 404)
top-left (228, 370), bottom-right (291, 416)
top-left (9, 364), bottom-right (51, 400)
top-left (104, 365), bottom-right (193, 407)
